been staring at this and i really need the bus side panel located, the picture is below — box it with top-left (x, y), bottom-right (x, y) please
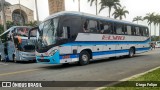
top-left (59, 46), bottom-right (72, 63)
top-left (115, 44), bottom-right (129, 56)
top-left (93, 45), bottom-right (116, 59)
top-left (7, 41), bottom-right (15, 61)
top-left (0, 43), bottom-right (5, 60)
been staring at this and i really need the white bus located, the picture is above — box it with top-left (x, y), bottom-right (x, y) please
top-left (30, 11), bottom-right (150, 65)
top-left (0, 26), bottom-right (36, 62)
top-left (155, 41), bottom-right (160, 48)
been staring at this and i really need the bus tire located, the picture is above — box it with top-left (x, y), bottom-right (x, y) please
top-left (128, 48), bottom-right (135, 58)
top-left (79, 51), bottom-right (90, 66)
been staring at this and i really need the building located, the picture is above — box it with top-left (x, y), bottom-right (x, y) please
top-left (48, 0), bottom-right (65, 15)
top-left (0, 4), bottom-right (34, 25)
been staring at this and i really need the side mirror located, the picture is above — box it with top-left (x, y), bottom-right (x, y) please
top-left (28, 27), bottom-right (39, 39)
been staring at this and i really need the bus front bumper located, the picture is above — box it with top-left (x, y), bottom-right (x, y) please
top-left (36, 51), bottom-right (60, 64)
top-left (18, 51), bottom-right (36, 61)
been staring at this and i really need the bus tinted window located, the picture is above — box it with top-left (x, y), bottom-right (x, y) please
top-left (143, 27), bottom-right (149, 36)
top-left (58, 15), bottom-right (82, 39)
top-left (115, 23), bottom-right (124, 35)
top-left (135, 27), bottom-right (140, 35)
top-left (126, 25), bottom-right (132, 35)
top-left (99, 21), bottom-right (113, 34)
top-left (83, 19), bottom-right (98, 33)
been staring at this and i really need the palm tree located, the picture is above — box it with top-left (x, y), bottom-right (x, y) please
top-left (152, 14), bottom-right (158, 40)
top-left (112, 6), bottom-right (129, 20)
top-left (156, 15), bottom-right (160, 41)
top-left (143, 13), bottom-right (155, 36)
top-left (88, 0), bottom-right (98, 15)
top-left (99, 0), bottom-right (121, 18)
top-left (132, 16), bottom-right (143, 24)
top-left (73, 0), bottom-right (80, 12)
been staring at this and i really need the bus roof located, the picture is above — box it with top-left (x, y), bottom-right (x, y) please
top-left (0, 26), bottom-right (32, 37)
top-left (44, 11), bottom-right (148, 28)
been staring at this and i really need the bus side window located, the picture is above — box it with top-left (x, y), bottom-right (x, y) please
top-left (139, 27), bottom-right (143, 36)
top-left (143, 27), bottom-right (149, 36)
top-left (115, 23), bottom-right (123, 35)
top-left (62, 26), bottom-right (70, 39)
top-left (146, 28), bottom-right (149, 36)
top-left (131, 26), bottom-right (135, 35)
top-left (126, 25), bottom-right (132, 35)
top-left (87, 20), bottom-right (98, 33)
top-left (99, 21), bottom-right (113, 34)
top-left (135, 27), bottom-right (140, 36)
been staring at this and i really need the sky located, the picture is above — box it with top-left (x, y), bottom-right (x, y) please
top-left (5, 0), bottom-right (160, 35)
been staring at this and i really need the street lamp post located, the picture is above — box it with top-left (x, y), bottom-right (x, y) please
top-left (1, 0), bottom-right (7, 31)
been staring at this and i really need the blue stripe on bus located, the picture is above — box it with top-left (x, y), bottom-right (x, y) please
top-left (59, 47), bottom-right (150, 59)
top-left (62, 39), bottom-right (150, 46)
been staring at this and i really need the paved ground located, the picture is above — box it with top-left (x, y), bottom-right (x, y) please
top-left (0, 48), bottom-right (160, 90)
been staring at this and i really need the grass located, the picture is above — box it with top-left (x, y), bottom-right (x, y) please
top-left (102, 68), bottom-right (160, 90)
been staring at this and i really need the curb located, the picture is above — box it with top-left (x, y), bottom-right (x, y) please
top-left (95, 66), bottom-right (160, 90)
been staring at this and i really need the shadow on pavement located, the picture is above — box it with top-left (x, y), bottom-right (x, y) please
top-left (39, 54), bottom-right (147, 70)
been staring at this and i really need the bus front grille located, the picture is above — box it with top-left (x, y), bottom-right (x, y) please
top-left (38, 59), bottom-right (50, 62)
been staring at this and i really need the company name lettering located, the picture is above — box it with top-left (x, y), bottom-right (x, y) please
top-left (102, 35), bottom-right (125, 40)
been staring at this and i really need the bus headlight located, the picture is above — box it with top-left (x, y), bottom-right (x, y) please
top-left (49, 50), bottom-right (57, 56)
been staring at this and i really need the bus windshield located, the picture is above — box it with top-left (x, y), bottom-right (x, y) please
top-left (38, 18), bottom-right (59, 48)
top-left (17, 27), bottom-right (36, 37)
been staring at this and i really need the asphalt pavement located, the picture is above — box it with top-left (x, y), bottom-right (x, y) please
top-left (0, 48), bottom-right (160, 90)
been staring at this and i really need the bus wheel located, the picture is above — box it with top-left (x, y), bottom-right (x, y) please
top-left (13, 55), bottom-right (16, 63)
top-left (79, 51), bottom-right (90, 66)
top-left (128, 48), bottom-right (135, 58)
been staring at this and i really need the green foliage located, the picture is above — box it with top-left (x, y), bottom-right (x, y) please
top-left (0, 24), bottom-right (4, 34)
top-left (99, 0), bottom-right (121, 17)
top-left (133, 16), bottom-right (143, 24)
top-left (102, 68), bottom-right (160, 90)
top-left (25, 21), bottom-right (38, 27)
top-left (112, 6), bottom-right (129, 20)
top-left (6, 21), bottom-right (14, 29)
top-left (151, 36), bottom-right (160, 41)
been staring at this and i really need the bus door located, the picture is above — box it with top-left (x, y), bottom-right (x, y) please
top-left (59, 26), bottom-right (72, 62)
top-left (7, 40), bottom-right (15, 61)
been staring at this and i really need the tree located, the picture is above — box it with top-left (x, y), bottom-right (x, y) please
top-left (143, 13), bottom-right (155, 36)
top-left (88, 0), bottom-right (98, 15)
top-left (6, 21), bottom-right (14, 29)
top-left (99, 0), bottom-right (121, 18)
top-left (112, 6), bottom-right (129, 20)
top-left (152, 14), bottom-right (158, 40)
top-left (156, 15), bottom-right (160, 41)
top-left (73, 0), bottom-right (81, 12)
top-left (0, 0), bottom-right (11, 11)
top-left (132, 16), bottom-right (143, 24)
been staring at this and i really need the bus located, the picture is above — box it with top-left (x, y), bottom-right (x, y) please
top-left (0, 26), bottom-right (36, 62)
top-left (30, 11), bottom-right (150, 65)
top-left (155, 41), bottom-right (160, 48)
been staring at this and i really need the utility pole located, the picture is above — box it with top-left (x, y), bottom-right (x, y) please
top-left (1, 0), bottom-right (7, 31)
top-left (35, 0), bottom-right (39, 24)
